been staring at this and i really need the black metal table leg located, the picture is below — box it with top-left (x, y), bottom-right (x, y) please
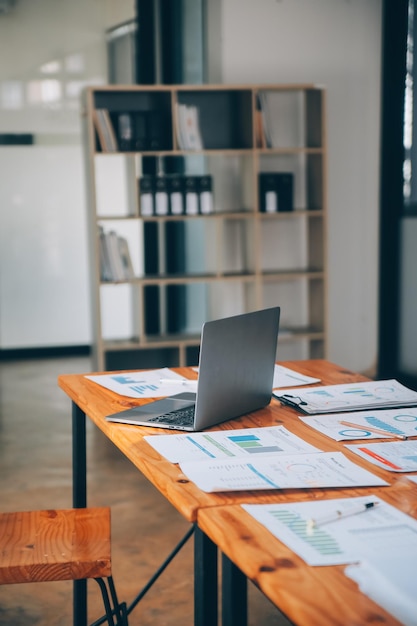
top-left (72, 401), bottom-right (87, 626)
top-left (194, 525), bottom-right (218, 626)
top-left (222, 553), bottom-right (247, 626)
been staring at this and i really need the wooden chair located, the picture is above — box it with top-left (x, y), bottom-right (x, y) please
top-left (0, 507), bottom-right (127, 625)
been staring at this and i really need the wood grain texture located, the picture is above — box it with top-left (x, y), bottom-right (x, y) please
top-left (58, 360), bottom-right (417, 624)
top-left (197, 496), bottom-right (417, 626)
top-left (58, 360), bottom-right (402, 522)
top-left (0, 507), bottom-right (111, 584)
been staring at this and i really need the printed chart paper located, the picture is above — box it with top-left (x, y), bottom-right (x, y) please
top-left (86, 363), bottom-right (319, 399)
top-left (345, 440), bottom-right (417, 472)
top-left (299, 407), bottom-right (417, 441)
top-left (85, 367), bottom-right (193, 398)
top-left (178, 451), bottom-right (388, 493)
top-left (243, 496), bottom-right (417, 566)
top-left (144, 426), bottom-right (321, 464)
top-left (274, 379), bottom-right (417, 414)
top-left (272, 365), bottom-right (320, 388)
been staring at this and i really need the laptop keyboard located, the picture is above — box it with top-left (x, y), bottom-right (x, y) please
top-left (147, 406), bottom-right (195, 427)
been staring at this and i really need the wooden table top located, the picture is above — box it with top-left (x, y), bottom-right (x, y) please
top-left (59, 359), bottom-right (417, 625)
top-left (197, 490), bottom-right (416, 626)
top-left (58, 359), bottom-right (417, 524)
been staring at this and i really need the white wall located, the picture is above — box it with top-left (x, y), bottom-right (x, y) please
top-left (207, 0), bottom-right (382, 374)
top-left (0, 0), bottom-right (134, 348)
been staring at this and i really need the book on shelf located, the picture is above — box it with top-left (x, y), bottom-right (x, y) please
top-left (139, 176), bottom-right (155, 216)
top-left (117, 236), bottom-right (135, 279)
top-left (99, 228), bottom-right (134, 281)
top-left (133, 112), bottom-right (148, 151)
top-left (255, 95), bottom-right (267, 148)
top-left (259, 172), bottom-right (294, 212)
top-left (175, 103), bottom-right (203, 150)
top-left (99, 226), bottom-right (113, 281)
top-left (116, 112), bottom-right (134, 151)
top-left (184, 175), bottom-right (199, 215)
top-left (259, 172), bottom-right (278, 213)
top-left (167, 175), bottom-right (184, 215)
top-left (147, 110), bottom-right (168, 150)
top-left (197, 175), bottom-right (214, 214)
top-left (154, 176), bottom-right (169, 216)
top-left (107, 230), bottom-right (127, 281)
top-left (257, 92), bottom-right (273, 149)
top-left (113, 110), bottom-right (169, 152)
top-left (137, 174), bottom-right (213, 216)
top-left (92, 108), bottom-right (118, 152)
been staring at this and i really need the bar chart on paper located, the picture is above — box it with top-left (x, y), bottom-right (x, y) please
top-left (85, 367), bottom-right (188, 398)
top-left (269, 509), bottom-right (344, 557)
top-left (242, 496), bottom-right (408, 566)
top-left (144, 426), bottom-right (320, 464)
top-left (299, 407), bottom-right (417, 441)
top-left (226, 434), bottom-right (282, 455)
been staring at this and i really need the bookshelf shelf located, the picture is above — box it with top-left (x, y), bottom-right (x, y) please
top-left (83, 83), bottom-right (328, 370)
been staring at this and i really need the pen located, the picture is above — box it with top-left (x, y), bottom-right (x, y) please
top-left (339, 420), bottom-right (407, 440)
top-left (307, 501), bottom-right (379, 529)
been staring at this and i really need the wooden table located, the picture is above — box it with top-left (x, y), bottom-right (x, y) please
top-left (58, 359), bottom-right (417, 626)
top-left (198, 479), bottom-right (417, 626)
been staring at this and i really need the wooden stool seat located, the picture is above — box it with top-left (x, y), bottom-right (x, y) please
top-left (0, 507), bottom-right (127, 625)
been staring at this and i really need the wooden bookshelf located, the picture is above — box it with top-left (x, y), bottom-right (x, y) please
top-left (83, 84), bottom-right (328, 370)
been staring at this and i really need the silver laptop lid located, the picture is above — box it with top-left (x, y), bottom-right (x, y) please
top-left (193, 307), bottom-right (280, 430)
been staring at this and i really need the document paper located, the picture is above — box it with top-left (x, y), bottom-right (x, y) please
top-left (144, 426), bottom-right (321, 464)
top-left (85, 367), bottom-right (193, 398)
top-left (299, 407), bottom-right (417, 441)
top-left (274, 379), bottom-right (417, 414)
top-left (345, 439), bottom-right (417, 472)
top-left (178, 451), bottom-right (388, 493)
top-left (86, 364), bottom-right (319, 399)
top-left (243, 495), bottom-right (416, 566)
top-left (345, 518), bottom-right (417, 625)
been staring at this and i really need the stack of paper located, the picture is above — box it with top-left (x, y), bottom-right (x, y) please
top-left (345, 537), bottom-right (417, 625)
top-left (244, 495), bottom-right (417, 624)
top-left (274, 379), bottom-right (417, 414)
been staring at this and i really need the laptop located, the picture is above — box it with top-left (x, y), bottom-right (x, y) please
top-left (105, 307), bottom-right (280, 432)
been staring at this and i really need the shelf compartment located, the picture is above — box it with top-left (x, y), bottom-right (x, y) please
top-left (257, 87), bottom-right (324, 150)
top-left (100, 283), bottom-right (141, 344)
top-left (176, 89), bottom-right (253, 150)
top-left (259, 217), bottom-right (308, 273)
top-left (142, 214), bottom-right (257, 279)
top-left (95, 154), bottom-right (138, 218)
top-left (259, 152), bottom-right (324, 212)
top-left (93, 89), bottom-right (173, 152)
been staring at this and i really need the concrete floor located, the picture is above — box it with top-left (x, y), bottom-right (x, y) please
top-left (0, 356), bottom-right (290, 626)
